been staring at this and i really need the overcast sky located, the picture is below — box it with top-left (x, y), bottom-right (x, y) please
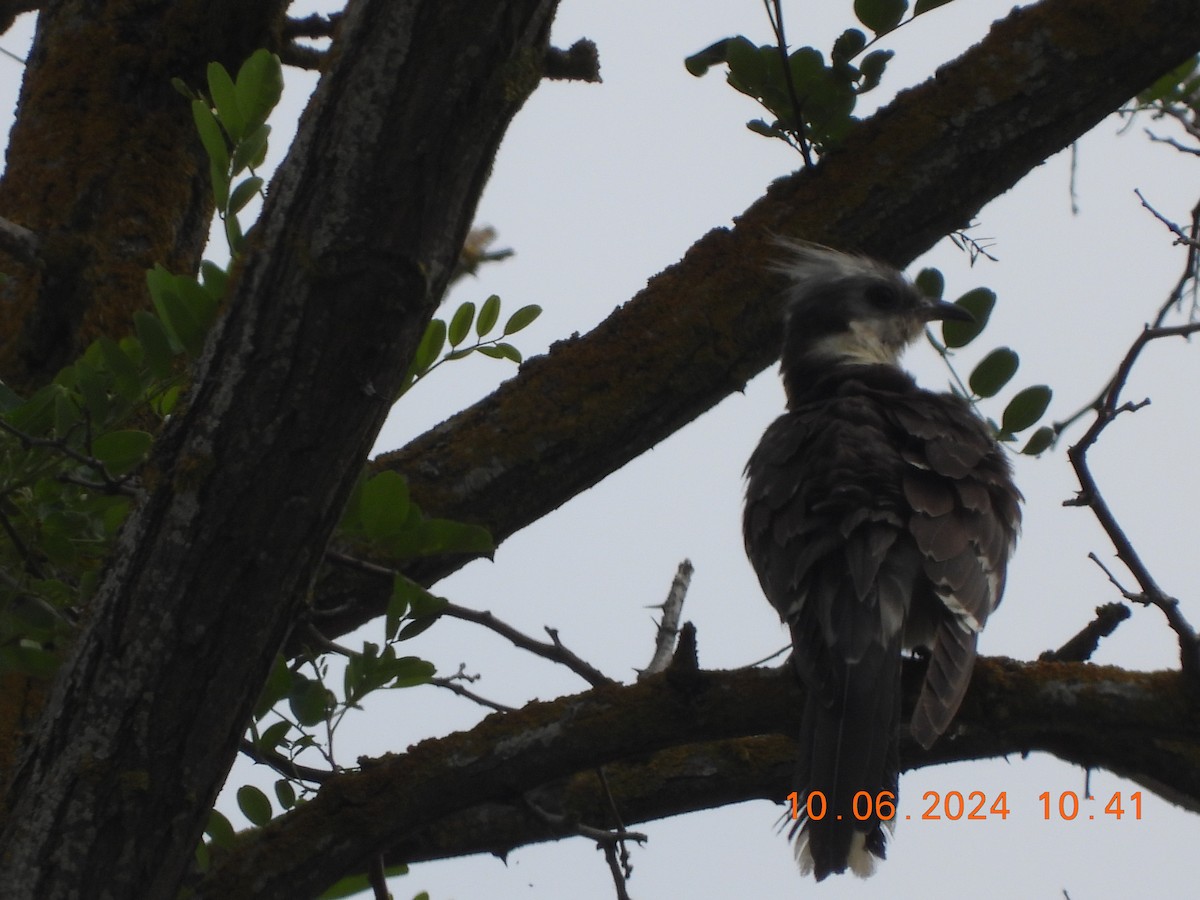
top-left (3, 2), bottom-right (1198, 898)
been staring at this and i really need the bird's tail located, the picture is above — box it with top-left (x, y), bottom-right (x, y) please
top-left (790, 659), bottom-right (901, 880)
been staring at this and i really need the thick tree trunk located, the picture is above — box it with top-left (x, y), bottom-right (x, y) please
top-left (0, 2), bottom-right (558, 897)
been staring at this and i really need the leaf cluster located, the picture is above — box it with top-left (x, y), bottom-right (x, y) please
top-left (686, 0), bottom-right (955, 157)
top-left (916, 268), bottom-right (1054, 455)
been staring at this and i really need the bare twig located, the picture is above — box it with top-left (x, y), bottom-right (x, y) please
top-left (429, 664), bottom-right (513, 712)
top-left (524, 797), bottom-right (646, 900)
top-left (1135, 188), bottom-right (1200, 249)
top-left (1053, 217), bottom-right (1200, 436)
top-left (323, 549), bottom-right (613, 685)
top-left (237, 738), bottom-right (332, 785)
top-left (1065, 318), bottom-right (1200, 684)
top-left (440, 604), bottom-right (613, 687)
top-left (639, 559), bottom-right (693, 679)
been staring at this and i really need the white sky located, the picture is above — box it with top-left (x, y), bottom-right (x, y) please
top-left (4, 2), bottom-right (1199, 898)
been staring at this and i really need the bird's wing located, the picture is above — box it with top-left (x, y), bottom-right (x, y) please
top-left (891, 395), bottom-right (1021, 748)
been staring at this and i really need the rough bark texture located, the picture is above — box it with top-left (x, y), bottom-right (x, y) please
top-left (0, 2), bottom-right (557, 897)
top-left (298, 0), bottom-right (1200, 644)
top-left (196, 658), bottom-right (1200, 897)
top-left (0, 0), bottom-right (287, 392)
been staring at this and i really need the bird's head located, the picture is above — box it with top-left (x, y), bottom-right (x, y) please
top-left (773, 243), bottom-right (971, 387)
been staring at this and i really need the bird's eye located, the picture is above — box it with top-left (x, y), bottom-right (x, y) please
top-left (865, 283), bottom-right (901, 311)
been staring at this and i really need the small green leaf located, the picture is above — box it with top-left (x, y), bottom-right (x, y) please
top-left (231, 123), bottom-right (271, 175)
top-left (684, 38), bottom-right (735, 78)
top-left (5, 383), bottom-right (61, 435)
top-left (397, 615), bottom-right (441, 642)
top-left (447, 302), bottom-right (475, 347)
top-left (390, 518), bottom-right (494, 558)
top-left (969, 348), bottom-right (1019, 398)
top-left (857, 49), bottom-right (893, 94)
top-left (253, 653), bottom-right (291, 719)
top-left (410, 319), bottom-right (447, 376)
top-left (408, 588), bottom-right (448, 620)
top-left (747, 119), bottom-right (780, 138)
top-left (389, 656), bottom-right (436, 688)
top-left (914, 268), bottom-right (944, 300)
top-left (236, 784), bottom-right (273, 827)
top-left (206, 810), bottom-right (236, 849)
top-left (224, 213), bottom-right (244, 256)
top-left (942, 287), bottom-right (996, 348)
top-left (854, 0), bottom-right (908, 35)
top-left (235, 49), bottom-right (284, 132)
top-left (477, 294), bottom-right (501, 336)
top-left (274, 779), bottom-right (296, 810)
top-left (98, 336), bottom-right (140, 384)
top-left (199, 260), bottom-right (229, 301)
top-left (1002, 385), bottom-right (1052, 433)
top-left (209, 159), bottom-right (230, 211)
top-left (134, 311), bottom-right (177, 379)
top-left (207, 61), bottom-right (244, 143)
top-left (191, 100), bottom-right (229, 174)
top-left (502, 304), bottom-right (541, 335)
top-left (476, 343), bottom-right (522, 363)
top-left (91, 430), bottom-right (152, 474)
top-left (258, 720), bottom-right (291, 752)
top-left (73, 359), bottom-right (110, 422)
top-left (831, 28), bottom-right (867, 65)
top-left (360, 471), bottom-right (410, 540)
top-left (228, 176), bottom-right (263, 215)
top-left (288, 675), bottom-right (330, 726)
top-left (1021, 425), bottom-right (1055, 456)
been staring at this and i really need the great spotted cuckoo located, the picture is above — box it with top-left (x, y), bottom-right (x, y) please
top-left (742, 244), bottom-right (1021, 880)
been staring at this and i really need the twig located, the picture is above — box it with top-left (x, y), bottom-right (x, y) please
top-left (439, 603), bottom-right (613, 687)
top-left (237, 738), bottom-right (332, 784)
top-left (429, 663), bottom-right (513, 712)
top-left (762, 0), bottom-right (814, 168)
top-left (639, 559), bottom-right (692, 679)
top-left (1135, 188), bottom-right (1200, 249)
top-left (1053, 223), bottom-right (1200, 436)
top-left (1039, 599), bottom-right (1130, 662)
top-left (1065, 319), bottom-right (1200, 685)
top-left (323, 549), bottom-right (612, 685)
top-left (524, 797), bottom-right (646, 900)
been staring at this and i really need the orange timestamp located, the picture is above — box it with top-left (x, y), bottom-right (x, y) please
top-left (787, 790), bottom-right (1144, 822)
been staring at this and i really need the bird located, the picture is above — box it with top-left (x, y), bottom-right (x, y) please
top-left (742, 243), bottom-right (1021, 880)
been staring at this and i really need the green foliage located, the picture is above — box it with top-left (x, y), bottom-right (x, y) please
top-left (918, 267), bottom-right (1054, 455)
top-left (179, 49), bottom-right (282, 253)
top-left (687, 0), bottom-right (957, 158)
top-left (398, 295), bottom-right (541, 397)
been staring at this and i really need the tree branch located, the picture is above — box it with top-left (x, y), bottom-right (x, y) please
top-left (196, 658), bottom-right (1200, 897)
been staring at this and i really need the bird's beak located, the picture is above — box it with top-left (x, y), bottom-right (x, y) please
top-left (920, 301), bottom-right (974, 323)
